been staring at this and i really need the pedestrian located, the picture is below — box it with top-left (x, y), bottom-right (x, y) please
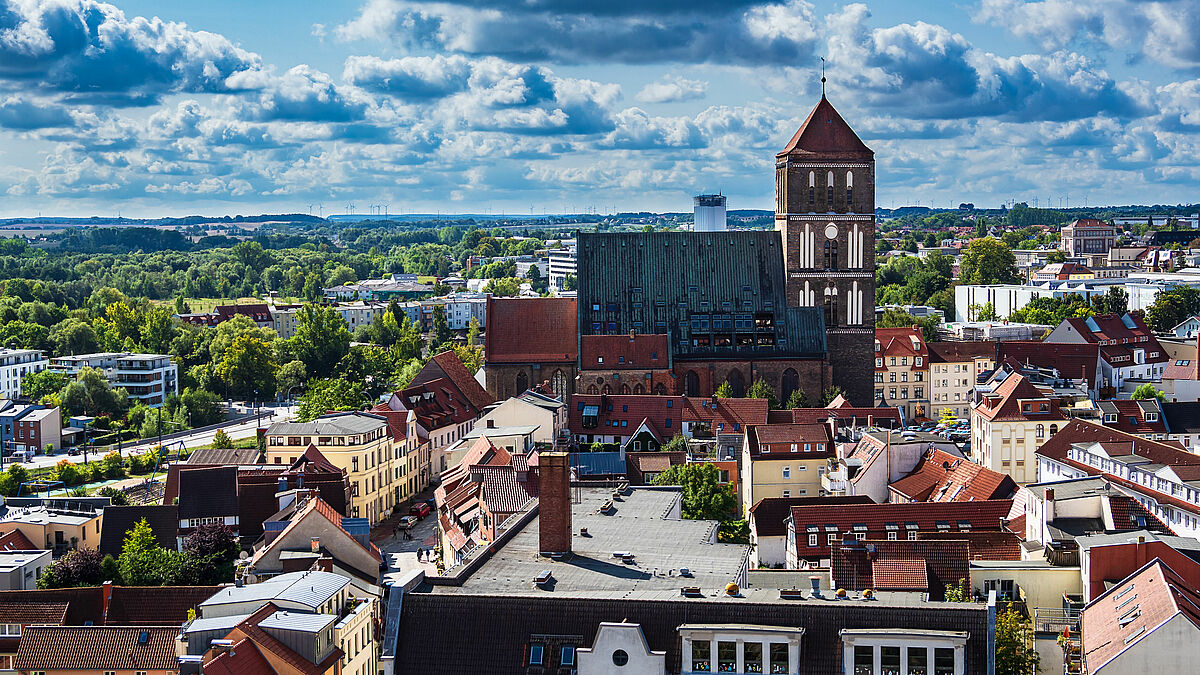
top-left (417, 547), bottom-right (424, 561)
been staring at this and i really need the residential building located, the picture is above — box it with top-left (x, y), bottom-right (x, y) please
top-left (888, 449), bottom-right (1017, 503)
top-left (435, 436), bottom-right (537, 564)
top-left (0, 498), bottom-right (104, 557)
top-left (246, 494), bottom-right (383, 585)
top-left (99, 505), bottom-right (177, 558)
top-left (1045, 313), bottom-right (1169, 394)
top-left (483, 297), bottom-right (578, 401)
top-left (1061, 218), bottom-right (1117, 256)
top-left (0, 349), bottom-right (47, 399)
top-left (1079, 559), bottom-right (1200, 675)
top-left (178, 302), bottom-right (273, 327)
top-left (0, 404), bottom-right (61, 454)
top-left (568, 394), bottom-right (768, 456)
top-left (740, 423), bottom-right (835, 514)
top-left (767, 401), bottom-right (903, 432)
top-left (1035, 419), bottom-right (1200, 540)
top-left (1170, 315), bottom-right (1200, 339)
top-left (266, 412), bottom-right (397, 525)
top-left (470, 389), bottom-right (563, 449)
top-left (0, 547), bottom-right (50, 590)
top-left (176, 466), bottom-right (240, 543)
top-left (547, 244), bottom-right (577, 292)
top-left (1021, 476), bottom-right (1171, 555)
top-left (624, 451), bottom-right (685, 486)
top-left (1033, 262), bottom-right (1094, 281)
top-left (830, 538), bottom-right (971, 600)
top-left (1163, 401), bottom-right (1200, 450)
top-left (822, 430), bottom-right (962, 502)
top-left (784, 499), bottom-right (1014, 566)
top-left (874, 327), bottom-right (928, 419)
top-left (994, 341), bottom-right (1101, 398)
top-left (1092, 399), bottom-right (1168, 440)
top-left (576, 333), bottom-right (674, 397)
top-left (972, 371), bottom-right (1068, 484)
top-left (747, 495), bottom-right (872, 567)
top-left (385, 350), bottom-right (494, 482)
top-left (13, 625), bottom-right (181, 675)
top-left (48, 352), bottom-right (178, 407)
top-left (1076, 529), bottom-right (1200, 602)
top-left (927, 342), bottom-right (994, 419)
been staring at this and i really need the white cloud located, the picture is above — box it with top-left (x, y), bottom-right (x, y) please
top-left (636, 76), bottom-right (708, 104)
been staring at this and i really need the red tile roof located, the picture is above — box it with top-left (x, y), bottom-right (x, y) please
top-left (1082, 560), bottom-right (1200, 672)
top-left (915, 531), bottom-right (1023, 560)
top-left (871, 559), bottom-right (930, 590)
top-left (974, 372), bottom-right (1068, 422)
top-left (1098, 399), bottom-right (1168, 435)
top-left (204, 637), bottom-right (276, 675)
top-left (567, 394), bottom-right (768, 438)
top-left (748, 496), bottom-right (875, 537)
top-left (777, 96), bottom-right (873, 159)
top-left (927, 341), bottom-right (994, 363)
top-left (830, 539), bottom-right (969, 598)
top-left (0, 528), bottom-right (38, 551)
top-left (996, 341), bottom-right (1100, 384)
top-left (13, 626), bottom-right (180, 671)
top-left (889, 449), bottom-right (1016, 503)
top-left (1163, 358), bottom-right (1198, 381)
top-left (790, 499), bottom-right (1014, 558)
top-left (580, 334), bottom-right (670, 370)
top-left (472, 464), bottom-right (537, 514)
top-left (875, 327), bottom-right (929, 365)
top-left (0, 600), bottom-right (68, 625)
top-left (1108, 495), bottom-right (1171, 533)
top-left (394, 376), bottom-right (480, 430)
top-left (485, 297), bottom-right (578, 363)
top-left (370, 403), bottom-right (409, 441)
top-left (769, 406), bottom-right (903, 427)
top-left (625, 451), bottom-right (686, 485)
top-left (748, 424), bottom-right (834, 460)
top-left (1057, 314), bottom-right (1169, 367)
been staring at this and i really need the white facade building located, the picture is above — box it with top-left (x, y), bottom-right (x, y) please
top-left (0, 349), bottom-right (48, 399)
top-left (48, 352), bottom-right (178, 407)
top-left (693, 194), bottom-right (728, 232)
top-left (548, 246), bottom-right (578, 292)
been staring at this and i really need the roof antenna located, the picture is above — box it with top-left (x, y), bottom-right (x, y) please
top-left (821, 57), bottom-right (827, 98)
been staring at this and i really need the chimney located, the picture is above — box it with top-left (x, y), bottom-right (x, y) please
top-left (1136, 535), bottom-right (1147, 567)
top-left (486, 419), bottom-right (495, 429)
top-left (100, 580), bottom-right (113, 621)
top-left (1045, 488), bottom-right (1055, 523)
top-left (311, 537), bottom-right (321, 553)
top-left (538, 452), bottom-right (572, 556)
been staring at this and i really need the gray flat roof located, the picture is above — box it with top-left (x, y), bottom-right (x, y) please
top-left (184, 613), bottom-right (251, 634)
top-left (268, 413), bottom-right (387, 436)
top-left (1077, 529), bottom-right (1200, 553)
top-left (200, 570), bottom-right (348, 609)
top-left (1027, 476), bottom-right (1112, 501)
top-left (434, 487), bottom-right (749, 598)
top-left (259, 611), bottom-right (337, 633)
top-left (463, 425), bottom-right (539, 439)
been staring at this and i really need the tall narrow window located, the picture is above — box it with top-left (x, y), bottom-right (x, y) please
top-left (830, 240), bottom-right (839, 270)
top-left (824, 294), bottom-right (837, 326)
top-left (808, 171), bottom-right (815, 207)
top-left (845, 171), bottom-right (854, 207)
top-left (826, 171), bottom-right (834, 209)
top-left (823, 240), bottom-right (832, 269)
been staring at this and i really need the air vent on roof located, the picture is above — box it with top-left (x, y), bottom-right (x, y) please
top-left (599, 500), bottom-right (614, 514)
top-left (534, 570), bottom-right (552, 587)
top-left (779, 588), bottom-right (805, 600)
top-left (681, 586), bottom-right (702, 597)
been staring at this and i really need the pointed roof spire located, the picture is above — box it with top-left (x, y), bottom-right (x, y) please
top-left (821, 56), bottom-right (827, 99)
top-left (777, 92), bottom-right (873, 160)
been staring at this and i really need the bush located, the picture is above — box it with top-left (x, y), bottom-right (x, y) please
top-left (212, 429), bottom-right (234, 449)
top-left (102, 451), bottom-right (125, 479)
top-left (98, 486), bottom-right (130, 506)
top-left (55, 459), bottom-right (83, 487)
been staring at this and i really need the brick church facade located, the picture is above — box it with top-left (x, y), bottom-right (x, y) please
top-left (775, 94), bottom-right (876, 405)
top-left (484, 94), bottom-right (874, 406)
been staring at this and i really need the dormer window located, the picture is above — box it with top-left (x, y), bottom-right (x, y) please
top-left (1146, 412), bottom-right (1158, 422)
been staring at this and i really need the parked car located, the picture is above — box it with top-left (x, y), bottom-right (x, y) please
top-left (398, 515), bottom-right (418, 528)
top-left (409, 502), bottom-right (431, 518)
top-left (9, 450), bottom-right (33, 463)
top-left (425, 498), bottom-right (437, 509)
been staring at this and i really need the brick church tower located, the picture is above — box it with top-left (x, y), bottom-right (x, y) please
top-left (775, 92), bottom-right (876, 405)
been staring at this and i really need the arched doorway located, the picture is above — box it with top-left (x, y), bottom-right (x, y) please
top-left (781, 368), bottom-right (799, 402)
top-left (653, 383), bottom-right (667, 395)
top-left (728, 369), bottom-right (745, 398)
top-left (685, 371), bottom-right (700, 397)
top-left (634, 384), bottom-right (644, 394)
top-left (515, 371), bottom-right (528, 394)
top-left (620, 384), bottom-right (630, 394)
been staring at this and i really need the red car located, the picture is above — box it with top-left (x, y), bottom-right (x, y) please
top-left (409, 502), bottom-right (431, 518)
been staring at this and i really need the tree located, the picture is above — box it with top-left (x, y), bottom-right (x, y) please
top-left (179, 387), bottom-right (224, 426)
top-left (563, 274), bottom-right (577, 291)
top-left (98, 485), bottom-right (130, 505)
top-left (1132, 383), bottom-right (1166, 402)
top-left (48, 318), bottom-right (98, 355)
top-left (960, 238), bottom-right (1019, 284)
top-left (483, 277), bottom-right (521, 297)
top-left (1145, 287), bottom-right (1200, 333)
top-left (969, 301), bottom-right (999, 322)
top-left (1092, 287), bottom-right (1129, 316)
top-left (714, 381), bottom-right (733, 398)
top-left (209, 315), bottom-right (275, 365)
top-left (395, 313), bottom-right (422, 361)
top-left (661, 434), bottom-right (689, 453)
top-left (290, 304), bottom-right (351, 378)
top-left (181, 523), bottom-right (239, 584)
top-left (650, 463), bottom-right (737, 521)
top-left (117, 518), bottom-right (178, 586)
top-left (785, 388), bottom-right (809, 409)
top-left (297, 378), bottom-right (364, 422)
top-left (21, 369), bottom-right (69, 402)
top-left (211, 428), bottom-right (234, 449)
top-left (876, 309), bottom-right (939, 342)
top-left (429, 305), bottom-right (451, 347)
top-left (60, 367), bottom-right (129, 418)
top-left (276, 360), bottom-right (307, 400)
top-left (139, 306), bottom-right (177, 353)
top-left (821, 386), bottom-right (845, 406)
top-left (747, 379), bottom-right (779, 409)
top-left (466, 316), bottom-right (480, 347)
top-left (0, 463), bottom-right (30, 496)
top-left (216, 334), bottom-right (277, 399)
top-left (995, 602), bottom-right (1040, 675)
top-left (38, 547), bottom-right (110, 588)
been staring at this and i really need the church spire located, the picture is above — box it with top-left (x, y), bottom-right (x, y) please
top-left (821, 57), bottom-right (826, 99)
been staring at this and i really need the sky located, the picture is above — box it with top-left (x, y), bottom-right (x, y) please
top-left (0, 0), bottom-right (1198, 218)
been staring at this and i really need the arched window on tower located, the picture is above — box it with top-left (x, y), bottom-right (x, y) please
top-left (846, 171), bottom-right (854, 208)
top-left (824, 293), bottom-right (837, 326)
top-left (808, 171), bottom-right (815, 208)
top-left (830, 239), bottom-right (839, 270)
top-left (552, 369), bottom-right (567, 398)
top-left (826, 171), bottom-right (834, 210)
top-left (823, 241), bottom-right (832, 269)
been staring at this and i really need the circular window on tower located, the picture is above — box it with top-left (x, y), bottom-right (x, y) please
top-left (612, 649), bottom-right (629, 666)
top-left (825, 223), bottom-right (838, 239)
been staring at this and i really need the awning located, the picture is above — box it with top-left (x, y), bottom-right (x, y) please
top-left (884, 522), bottom-right (899, 531)
top-left (824, 524), bottom-right (838, 533)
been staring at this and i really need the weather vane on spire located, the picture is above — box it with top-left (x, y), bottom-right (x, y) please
top-left (821, 56), bottom-right (827, 98)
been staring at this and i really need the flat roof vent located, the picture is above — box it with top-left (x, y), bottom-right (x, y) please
top-left (681, 586), bottom-right (702, 597)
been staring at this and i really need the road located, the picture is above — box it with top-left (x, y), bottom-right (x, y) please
top-left (5, 405), bottom-right (298, 472)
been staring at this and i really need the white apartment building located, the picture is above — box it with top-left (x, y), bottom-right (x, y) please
top-left (548, 246), bottom-right (577, 292)
top-left (928, 342), bottom-right (994, 420)
top-left (0, 349), bottom-right (48, 399)
top-left (48, 352), bottom-right (178, 407)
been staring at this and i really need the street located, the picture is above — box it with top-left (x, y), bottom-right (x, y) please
top-left (4, 404), bottom-right (298, 472)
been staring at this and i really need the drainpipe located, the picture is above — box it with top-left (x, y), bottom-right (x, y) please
top-left (987, 589), bottom-right (997, 675)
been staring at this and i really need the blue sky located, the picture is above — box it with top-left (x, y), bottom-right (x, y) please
top-left (1, 0), bottom-right (1198, 217)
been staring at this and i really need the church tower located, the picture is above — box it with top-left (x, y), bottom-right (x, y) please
top-left (775, 92), bottom-right (876, 406)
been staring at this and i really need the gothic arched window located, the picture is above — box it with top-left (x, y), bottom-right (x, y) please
top-left (685, 371), bottom-right (700, 397)
top-left (845, 171), bottom-right (854, 207)
top-left (782, 368), bottom-right (800, 402)
top-left (826, 171), bottom-right (834, 209)
top-left (515, 371), bottom-right (528, 394)
top-left (808, 171), bottom-right (815, 208)
top-left (551, 370), bottom-right (567, 398)
top-left (727, 369), bottom-right (745, 398)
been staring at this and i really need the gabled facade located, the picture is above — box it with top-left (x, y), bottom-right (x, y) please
top-left (1045, 313), bottom-right (1169, 394)
top-left (927, 341), bottom-right (994, 420)
top-left (873, 327), bottom-right (929, 420)
top-left (972, 371), bottom-right (1068, 484)
top-left (741, 423), bottom-right (835, 514)
top-left (483, 297), bottom-right (578, 401)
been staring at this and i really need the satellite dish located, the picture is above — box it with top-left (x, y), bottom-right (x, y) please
top-left (239, 550), bottom-right (249, 560)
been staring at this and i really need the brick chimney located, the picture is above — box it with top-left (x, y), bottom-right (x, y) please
top-left (1045, 488), bottom-right (1055, 523)
top-left (100, 580), bottom-right (113, 622)
top-left (539, 452), bottom-right (572, 556)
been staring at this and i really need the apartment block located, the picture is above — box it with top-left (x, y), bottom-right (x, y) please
top-left (48, 352), bottom-right (178, 407)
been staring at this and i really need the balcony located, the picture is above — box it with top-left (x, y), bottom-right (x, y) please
top-left (821, 473), bottom-right (847, 494)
